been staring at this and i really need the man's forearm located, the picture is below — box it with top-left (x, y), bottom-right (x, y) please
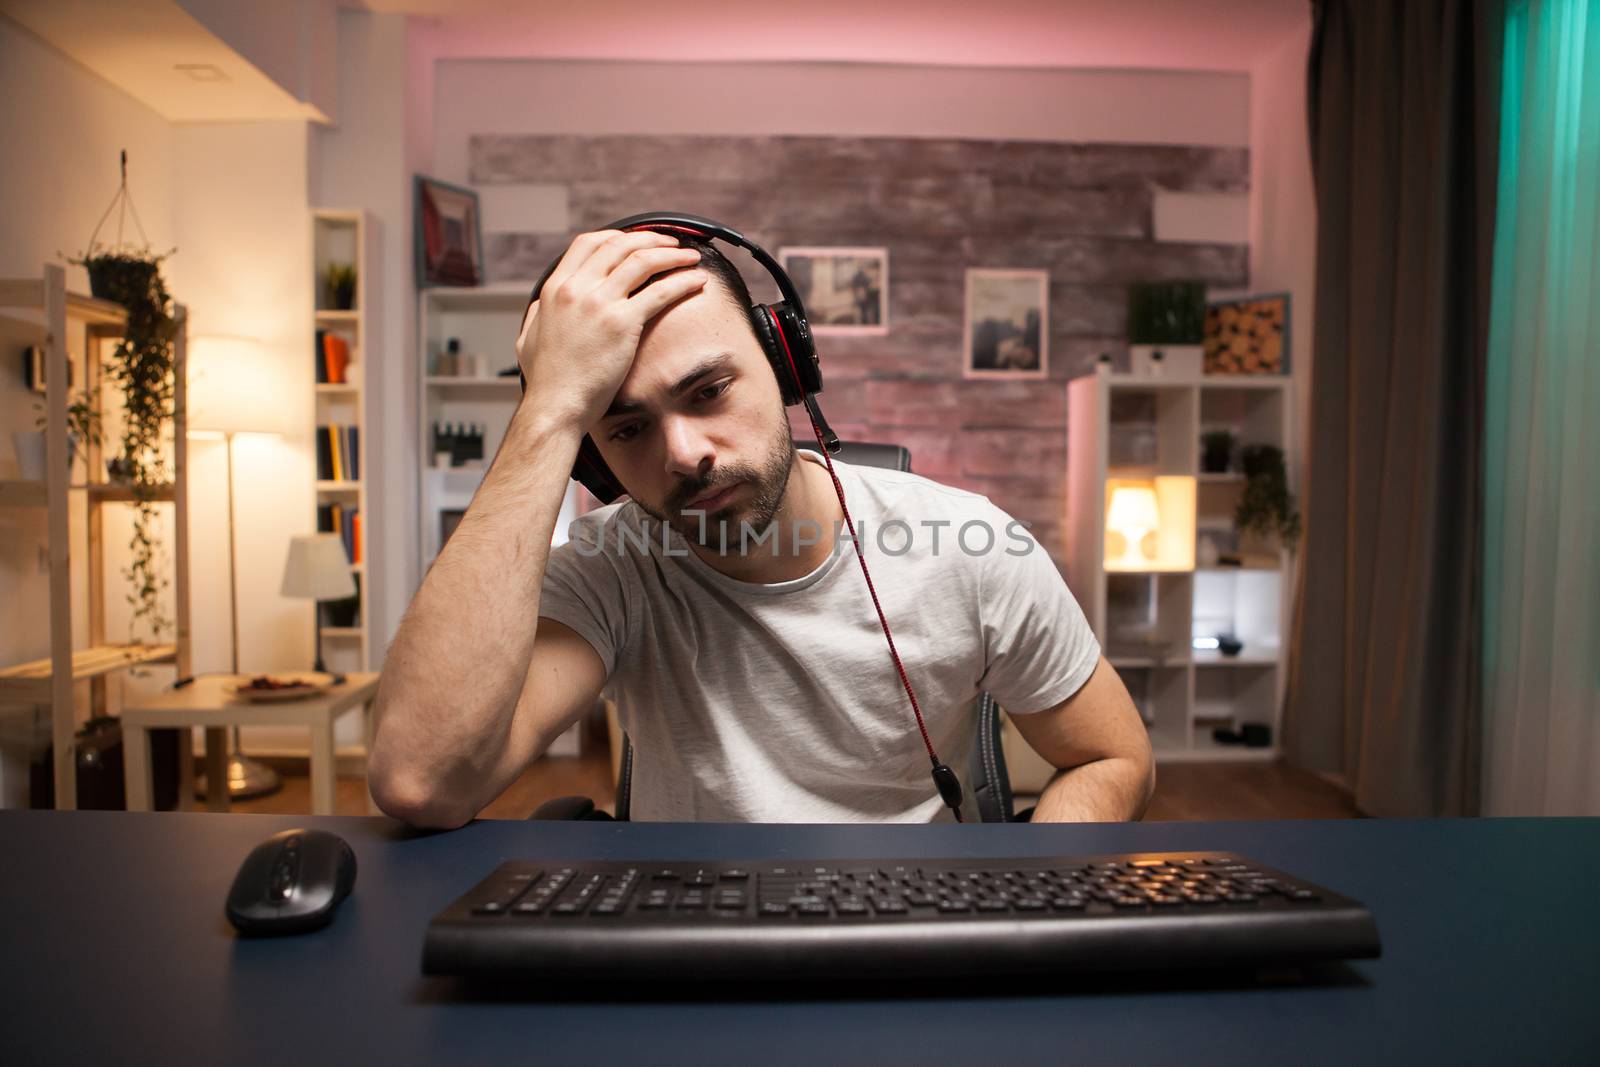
top-left (1027, 756), bottom-right (1155, 822)
top-left (368, 402), bottom-right (583, 816)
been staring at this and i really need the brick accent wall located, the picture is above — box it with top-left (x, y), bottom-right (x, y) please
top-left (470, 134), bottom-right (1248, 564)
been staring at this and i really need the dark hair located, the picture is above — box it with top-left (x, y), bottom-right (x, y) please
top-left (648, 233), bottom-right (755, 321)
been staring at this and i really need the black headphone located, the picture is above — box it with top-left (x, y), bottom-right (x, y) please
top-left (520, 211), bottom-right (839, 503)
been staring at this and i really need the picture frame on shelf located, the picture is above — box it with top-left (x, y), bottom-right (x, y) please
top-left (414, 176), bottom-right (483, 288)
top-left (25, 344), bottom-right (71, 393)
top-left (1203, 292), bottom-right (1290, 375)
top-left (776, 247), bottom-right (888, 335)
top-left (964, 268), bottom-right (1048, 379)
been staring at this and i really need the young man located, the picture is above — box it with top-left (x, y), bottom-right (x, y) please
top-left (370, 227), bottom-right (1154, 828)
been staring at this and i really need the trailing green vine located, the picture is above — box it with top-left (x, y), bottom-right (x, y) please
top-left (66, 153), bottom-right (178, 641)
top-left (71, 250), bottom-right (178, 640)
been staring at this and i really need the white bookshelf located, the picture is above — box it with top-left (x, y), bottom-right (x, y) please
top-left (414, 284), bottom-right (585, 755)
top-left (415, 284), bottom-right (582, 577)
top-left (1065, 369), bottom-right (1295, 761)
top-left (311, 209), bottom-right (372, 673)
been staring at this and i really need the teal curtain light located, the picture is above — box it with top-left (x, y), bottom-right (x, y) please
top-left (1482, 0), bottom-right (1600, 814)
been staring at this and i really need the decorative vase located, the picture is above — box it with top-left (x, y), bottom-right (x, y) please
top-left (12, 431), bottom-right (46, 480)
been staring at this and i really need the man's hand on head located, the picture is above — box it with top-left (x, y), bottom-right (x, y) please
top-left (516, 229), bottom-right (707, 432)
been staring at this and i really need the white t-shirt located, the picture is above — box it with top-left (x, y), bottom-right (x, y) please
top-left (538, 450), bottom-right (1100, 822)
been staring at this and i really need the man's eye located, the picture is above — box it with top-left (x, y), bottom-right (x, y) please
top-left (695, 380), bottom-right (731, 403)
top-left (610, 422), bottom-right (643, 443)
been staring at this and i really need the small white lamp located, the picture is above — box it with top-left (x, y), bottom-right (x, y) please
top-left (282, 533), bottom-right (357, 677)
top-left (1107, 485), bottom-right (1161, 568)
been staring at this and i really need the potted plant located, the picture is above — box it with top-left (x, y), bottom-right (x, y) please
top-left (64, 152), bottom-right (178, 640)
top-left (1235, 443), bottom-right (1301, 547)
top-left (27, 389), bottom-right (102, 474)
top-left (1200, 429), bottom-right (1236, 473)
top-left (325, 263), bottom-right (357, 310)
top-left (1127, 281), bottom-right (1206, 376)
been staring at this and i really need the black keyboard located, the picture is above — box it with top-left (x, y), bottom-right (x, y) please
top-left (423, 851), bottom-right (1380, 981)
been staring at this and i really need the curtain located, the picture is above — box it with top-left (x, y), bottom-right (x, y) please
top-left (1287, 0), bottom-right (1504, 816)
top-left (1482, 0), bottom-right (1600, 816)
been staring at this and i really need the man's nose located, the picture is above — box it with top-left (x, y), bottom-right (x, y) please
top-left (660, 413), bottom-right (715, 483)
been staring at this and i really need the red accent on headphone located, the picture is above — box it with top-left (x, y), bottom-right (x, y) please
top-left (762, 306), bottom-right (808, 404)
top-left (625, 224), bottom-right (706, 237)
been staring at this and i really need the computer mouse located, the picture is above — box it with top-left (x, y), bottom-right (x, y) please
top-left (226, 827), bottom-right (356, 936)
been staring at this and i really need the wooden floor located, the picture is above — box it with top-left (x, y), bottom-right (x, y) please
top-left (228, 752), bottom-right (1358, 822)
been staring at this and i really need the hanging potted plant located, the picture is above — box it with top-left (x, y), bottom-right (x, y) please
top-left (64, 151), bottom-right (178, 641)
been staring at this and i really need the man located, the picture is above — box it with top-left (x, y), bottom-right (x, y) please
top-left (370, 227), bottom-right (1153, 828)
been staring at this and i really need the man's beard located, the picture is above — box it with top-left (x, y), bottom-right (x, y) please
top-left (635, 417), bottom-right (796, 551)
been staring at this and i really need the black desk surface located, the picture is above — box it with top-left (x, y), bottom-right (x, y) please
top-left (2, 812), bottom-right (1596, 1066)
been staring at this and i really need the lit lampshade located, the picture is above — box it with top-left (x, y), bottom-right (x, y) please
top-left (187, 334), bottom-right (290, 437)
top-left (281, 533), bottom-right (357, 601)
top-left (1107, 485), bottom-right (1161, 567)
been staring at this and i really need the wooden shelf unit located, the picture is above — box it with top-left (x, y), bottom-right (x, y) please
top-left (0, 265), bottom-right (191, 808)
top-left (1066, 369), bottom-right (1295, 761)
top-left (311, 210), bottom-right (372, 672)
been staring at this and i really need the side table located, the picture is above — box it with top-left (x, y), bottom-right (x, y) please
top-left (121, 673), bottom-right (381, 815)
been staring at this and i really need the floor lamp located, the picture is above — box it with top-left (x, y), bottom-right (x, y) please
top-left (188, 335), bottom-right (287, 799)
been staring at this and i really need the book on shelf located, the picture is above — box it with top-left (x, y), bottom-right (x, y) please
top-left (315, 424), bottom-right (361, 481)
top-left (316, 331), bottom-right (351, 385)
top-left (316, 502), bottom-right (361, 564)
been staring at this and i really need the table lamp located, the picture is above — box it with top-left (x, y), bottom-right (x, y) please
top-left (1107, 484), bottom-right (1161, 568)
top-left (282, 533), bottom-right (357, 677)
top-left (188, 334), bottom-right (289, 799)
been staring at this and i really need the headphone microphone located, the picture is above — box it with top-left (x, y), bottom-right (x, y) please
top-left (521, 212), bottom-right (966, 822)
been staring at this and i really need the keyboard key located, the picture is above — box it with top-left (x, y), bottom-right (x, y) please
top-left (721, 869), bottom-right (749, 880)
top-left (937, 899), bottom-right (971, 912)
top-left (872, 897), bottom-right (908, 914)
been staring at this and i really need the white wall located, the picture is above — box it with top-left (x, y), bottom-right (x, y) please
top-left (1246, 24), bottom-right (1315, 505)
top-left (311, 9), bottom-right (419, 727)
top-left (168, 121), bottom-right (315, 700)
top-left (432, 59), bottom-right (1250, 187)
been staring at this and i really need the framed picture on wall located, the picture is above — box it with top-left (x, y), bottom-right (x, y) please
top-left (964, 268), bottom-right (1048, 379)
top-left (415, 175), bottom-right (483, 288)
top-left (1203, 292), bottom-right (1290, 375)
top-left (777, 247), bottom-right (888, 335)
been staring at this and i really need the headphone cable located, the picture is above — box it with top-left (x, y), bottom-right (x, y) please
top-left (797, 403), bottom-right (966, 823)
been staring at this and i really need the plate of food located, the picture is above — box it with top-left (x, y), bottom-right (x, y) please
top-left (230, 674), bottom-right (333, 702)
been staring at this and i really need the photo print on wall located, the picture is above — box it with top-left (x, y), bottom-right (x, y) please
top-left (964, 268), bottom-right (1049, 379)
top-left (777, 247), bottom-right (889, 335)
